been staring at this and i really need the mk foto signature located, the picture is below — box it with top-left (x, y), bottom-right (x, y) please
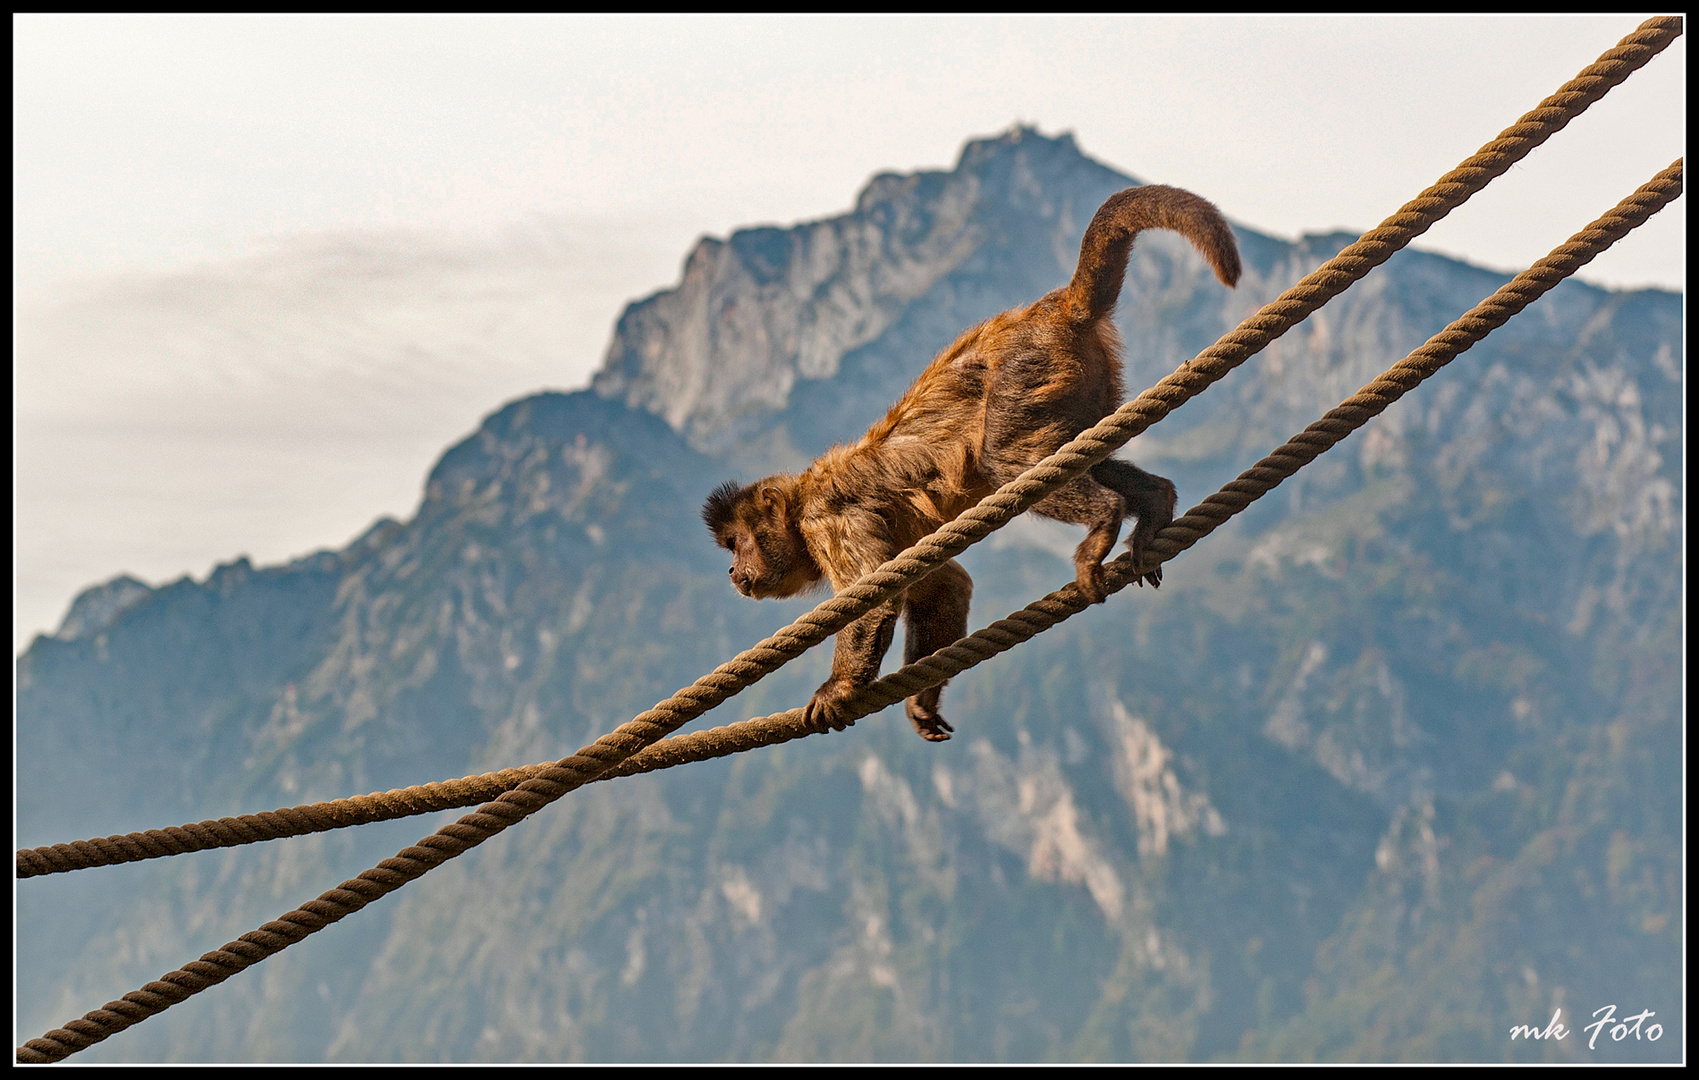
top-left (1510, 1005), bottom-right (1663, 1048)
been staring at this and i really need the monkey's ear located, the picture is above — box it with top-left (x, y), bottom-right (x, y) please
top-left (755, 483), bottom-right (790, 520)
top-left (702, 480), bottom-right (746, 535)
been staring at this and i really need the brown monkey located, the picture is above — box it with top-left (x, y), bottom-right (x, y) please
top-left (704, 185), bottom-right (1241, 741)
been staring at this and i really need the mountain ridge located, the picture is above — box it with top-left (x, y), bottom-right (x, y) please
top-left (16, 126), bottom-right (1681, 1063)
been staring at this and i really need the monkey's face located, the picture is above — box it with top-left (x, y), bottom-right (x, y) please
top-left (703, 479), bottom-right (823, 600)
top-left (718, 523), bottom-right (819, 598)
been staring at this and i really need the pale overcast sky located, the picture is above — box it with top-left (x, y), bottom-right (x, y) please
top-left (12, 15), bottom-right (1686, 652)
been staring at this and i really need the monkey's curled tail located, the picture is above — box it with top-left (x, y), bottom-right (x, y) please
top-left (1064, 185), bottom-right (1242, 323)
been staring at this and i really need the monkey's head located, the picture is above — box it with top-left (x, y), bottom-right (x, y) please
top-left (702, 477), bottom-right (824, 599)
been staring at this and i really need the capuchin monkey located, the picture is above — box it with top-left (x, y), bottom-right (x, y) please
top-left (704, 185), bottom-right (1241, 741)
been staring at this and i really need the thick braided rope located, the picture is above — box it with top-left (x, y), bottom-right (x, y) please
top-left (14, 16), bottom-right (1680, 887)
top-left (15, 767), bottom-right (555, 878)
top-left (16, 170), bottom-right (1683, 1072)
top-left (767, 13), bottom-right (1682, 651)
top-left (937, 14), bottom-right (1686, 538)
top-left (1147, 162), bottom-right (1685, 566)
top-left (580, 158), bottom-right (1689, 780)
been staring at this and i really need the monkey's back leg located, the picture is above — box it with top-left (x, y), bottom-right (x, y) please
top-left (901, 560), bottom-right (972, 741)
top-left (981, 390), bottom-right (1130, 603)
top-left (1088, 459), bottom-right (1176, 587)
top-left (1023, 475), bottom-right (1130, 603)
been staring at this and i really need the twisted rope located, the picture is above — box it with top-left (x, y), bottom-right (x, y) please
top-left (16, 15), bottom-right (1681, 886)
top-left (575, 158), bottom-right (1691, 781)
top-left (15, 768), bottom-right (553, 878)
top-left (1147, 165), bottom-right (1685, 563)
top-left (737, 12), bottom-right (1680, 683)
top-left (16, 19), bottom-right (1681, 1062)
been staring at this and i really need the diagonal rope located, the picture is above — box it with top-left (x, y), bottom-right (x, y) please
top-left (15, 768), bottom-right (554, 878)
top-left (554, 158), bottom-right (1691, 782)
top-left (15, 19), bottom-right (1681, 1062)
top-left (14, 14), bottom-right (1682, 885)
top-left (640, 12), bottom-right (1683, 743)
top-left (15, 157), bottom-right (1682, 1064)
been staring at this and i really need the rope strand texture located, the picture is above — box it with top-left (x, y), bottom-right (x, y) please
top-left (577, 159), bottom-right (1691, 782)
top-left (15, 14), bottom-right (1681, 885)
top-left (15, 768), bottom-right (551, 878)
top-left (16, 19), bottom-right (1681, 1063)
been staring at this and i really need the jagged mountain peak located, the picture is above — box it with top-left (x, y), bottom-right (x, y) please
top-left (421, 390), bottom-right (705, 511)
top-left (591, 126), bottom-right (1144, 462)
top-left (51, 574), bottom-right (154, 642)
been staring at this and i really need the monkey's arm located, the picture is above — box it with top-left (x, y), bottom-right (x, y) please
top-left (798, 510), bottom-right (903, 732)
top-left (901, 559), bottom-right (972, 741)
top-left (803, 599), bottom-right (902, 732)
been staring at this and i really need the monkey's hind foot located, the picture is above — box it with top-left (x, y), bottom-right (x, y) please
top-left (1075, 560), bottom-right (1110, 605)
top-left (1132, 555), bottom-right (1163, 589)
top-left (1125, 538), bottom-right (1164, 590)
top-left (1125, 477), bottom-right (1175, 590)
top-left (906, 702), bottom-right (954, 742)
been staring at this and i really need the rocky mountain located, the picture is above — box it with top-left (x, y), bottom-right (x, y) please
top-left (15, 128), bottom-right (1682, 1063)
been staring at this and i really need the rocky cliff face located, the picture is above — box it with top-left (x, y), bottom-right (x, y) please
top-left (594, 127), bottom-right (1202, 468)
top-left (16, 128), bottom-right (1682, 1063)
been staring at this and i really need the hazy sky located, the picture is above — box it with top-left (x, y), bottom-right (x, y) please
top-left (12, 15), bottom-right (1686, 652)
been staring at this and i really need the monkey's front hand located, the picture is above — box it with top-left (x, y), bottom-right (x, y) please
top-left (802, 676), bottom-right (861, 733)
